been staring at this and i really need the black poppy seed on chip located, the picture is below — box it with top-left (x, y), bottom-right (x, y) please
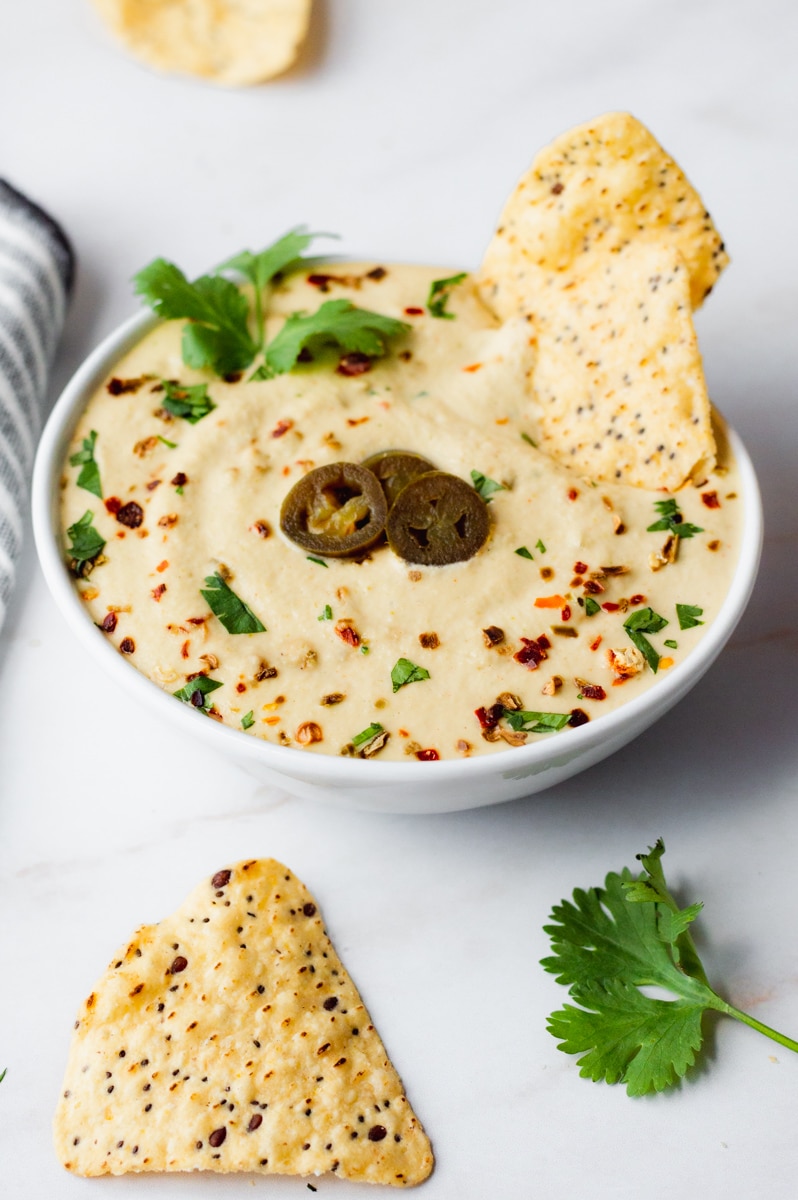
top-left (211, 868), bottom-right (231, 890)
top-left (303, 903), bottom-right (317, 917)
top-left (248, 1114), bottom-right (263, 1132)
top-left (323, 996), bottom-right (338, 1011)
top-left (368, 1125), bottom-right (388, 1142)
top-left (169, 956), bottom-right (188, 974)
top-left (208, 1127), bottom-right (226, 1148)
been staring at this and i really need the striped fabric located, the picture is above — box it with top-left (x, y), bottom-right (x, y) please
top-left (0, 180), bottom-right (74, 635)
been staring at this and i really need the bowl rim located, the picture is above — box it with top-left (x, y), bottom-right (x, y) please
top-left (32, 305), bottom-right (764, 788)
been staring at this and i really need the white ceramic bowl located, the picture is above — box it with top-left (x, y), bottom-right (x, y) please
top-left (32, 309), bottom-right (763, 815)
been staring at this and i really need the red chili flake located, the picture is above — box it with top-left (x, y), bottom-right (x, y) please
top-left (573, 561), bottom-right (588, 575)
top-left (404, 306), bottom-right (424, 316)
top-left (171, 472), bottom-right (188, 488)
top-left (581, 683), bottom-right (607, 701)
top-left (415, 749), bottom-right (440, 761)
top-left (346, 416), bottom-right (370, 426)
top-left (567, 488), bottom-right (579, 501)
top-left (307, 273), bottom-right (334, 290)
top-left (514, 636), bottom-right (549, 669)
top-left (701, 490), bottom-right (720, 508)
top-left (236, 683), bottom-right (247, 694)
top-left (181, 640), bottom-right (190, 659)
top-left (561, 605), bottom-right (571, 621)
top-left (571, 576), bottom-right (584, 588)
top-left (186, 616), bottom-right (206, 625)
top-left (151, 584), bottom-right (166, 602)
top-left (335, 623), bottom-right (360, 648)
top-left (271, 419), bottom-right (294, 438)
top-left (583, 579), bottom-right (604, 595)
top-left (551, 181), bottom-right (564, 195)
top-left (100, 612), bottom-right (117, 633)
top-left (629, 593), bottom-right (646, 605)
top-left (589, 635), bottom-right (603, 651)
top-left (146, 480), bottom-right (161, 492)
top-left (119, 637), bottom-right (135, 654)
top-left (602, 601), bottom-right (620, 612)
top-left (104, 496), bottom-right (122, 515)
top-left (106, 376), bottom-right (147, 395)
top-left (337, 352), bottom-right (372, 377)
top-left (156, 560), bottom-right (169, 572)
top-left (569, 708), bottom-right (590, 727)
top-left (462, 363), bottom-right (483, 373)
top-left (475, 703), bottom-right (504, 730)
top-left (398, 729), bottom-right (410, 737)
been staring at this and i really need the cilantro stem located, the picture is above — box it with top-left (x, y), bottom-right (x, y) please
top-left (720, 1003), bottom-right (798, 1054)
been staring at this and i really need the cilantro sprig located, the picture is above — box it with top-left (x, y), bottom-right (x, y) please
top-left (257, 299), bottom-right (410, 378)
top-left (69, 430), bottom-right (102, 497)
top-left (648, 498), bottom-right (703, 539)
top-left (470, 469), bottom-right (505, 502)
top-left (352, 722), bottom-right (384, 747)
top-left (390, 658), bottom-right (430, 693)
top-left (173, 676), bottom-right (223, 710)
top-left (543, 840), bottom-right (798, 1096)
top-left (503, 709), bottom-right (570, 734)
top-left (200, 572), bottom-right (266, 634)
top-left (66, 511), bottom-right (105, 569)
top-left (426, 272), bottom-right (467, 319)
top-left (676, 603), bottom-right (704, 630)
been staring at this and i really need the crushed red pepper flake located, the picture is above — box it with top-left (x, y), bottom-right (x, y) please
top-left (701, 491), bottom-right (720, 508)
top-left (338, 353), bottom-right (372, 377)
top-left (415, 749), bottom-right (439, 761)
top-left (271, 419), bottom-right (294, 439)
top-left (151, 584), bottom-right (166, 601)
top-left (105, 496), bottom-right (122, 515)
top-left (334, 622), bottom-right (361, 648)
top-left (119, 637), bottom-right (135, 655)
top-left (100, 612), bottom-right (117, 633)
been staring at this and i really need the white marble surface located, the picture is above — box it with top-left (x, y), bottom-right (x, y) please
top-left (2, 0), bottom-right (798, 1195)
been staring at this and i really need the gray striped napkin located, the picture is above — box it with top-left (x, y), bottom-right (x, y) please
top-left (0, 180), bottom-right (74, 635)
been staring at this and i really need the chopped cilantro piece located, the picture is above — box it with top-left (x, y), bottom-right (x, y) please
top-left (261, 300), bottom-right (410, 377)
top-left (664, 639), bottom-right (678, 649)
top-left (158, 435), bottom-right (177, 448)
top-left (542, 839), bottom-right (798, 1095)
top-left (535, 539), bottom-right (546, 554)
top-left (676, 603), bottom-right (705, 630)
top-left (318, 604), bottom-right (333, 621)
top-left (470, 469), bottom-right (505, 502)
top-left (647, 497), bottom-right (703, 539)
top-left (241, 710), bottom-right (255, 730)
top-left (584, 597), bottom-right (601, 617)
top-left (69, 430), bottom-right (102, 498)
top-left (307, 556), bottom-right (328, 568)
top-left (504, 709), bottom-right (570, 734)
top-left (66, 510), bottom-right (105, 566)
top-left (161, 380), bottom-right (216, 424)
top-left (360, 644), bottom-right (370, 655)
top-left (390, 657), bottom-right (430, 693)
top-left (521, 432), bottom-right (538, 448)
top-left (515, 546), bottom-right (534, 560)
top-left (624, 606), bottom-right (668, 672)
top-left (0, 1068), bottom-right (6, 1084)
top-left (351, 722), bottom-right (384, 747)
top-left (173, 676), bottom-right (223, 709)
top-left (200, 572), bottom-right (266, 634)
top-left (426, 272), bottom-right (467, 319)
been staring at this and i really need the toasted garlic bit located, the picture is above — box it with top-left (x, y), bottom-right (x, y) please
top-left (456, 739), bottom-right (472, 755)
top-left (606, 646), bottom-right (646, 680)
top-left (158, 513), bottom-right (179, 528)
top-left (404, 741), bottom-right (423, 756)
top-left (497, 692), bottom-right (523, 710)
top-left (499, 728), bottom-right (527, 747)
top-left (542, 675), bottom-right (564, 696)
top-left (358, 730), bottom-right (390, 758)
top-left (250, 520), bottom-right (271, 538)
top-left (199, 652), bottom-right (219, 671)
top-left (153, 664), bottom-right (180, 684)
top-left (133, 436), bottom-right (159, 457)
top-left (295, 721), bottom-right (323, 745)
top-left (649, 534), bottom-right (679, 572)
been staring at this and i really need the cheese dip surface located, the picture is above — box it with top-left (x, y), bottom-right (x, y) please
top-left (60, 264), bottom-right (743, 761)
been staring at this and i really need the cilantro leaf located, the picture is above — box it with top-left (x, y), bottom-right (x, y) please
top-left (623, 606), bottom-right (668, 672)
top-left (583, 597), bottom-right (601, 617)
top-left (515, 546), bottom-right (534, 560)
top-left (262, 299), bottom-right (410, 377)
top-left (173, 676), bottom-right (223, 710)
top-left (426, 272), bottom-right (467, 319)
top-left (503, 709), bottom-right (570, 733)
top-left (676, 603), bottom-right (705, 630)
top-left (647, 497), bottom-right (703, 539)
top-left (69, 430), bottom-right (102, 497)
top-left (542, 839), bottom-right (798, 1095)
top-left (133, 259), bottom-right (258, 376)
top-left (307, 556), bottom-right (328, 568)
top-left (390, 658), bottom-right (431, 693)
top-left (0, 1068), bottom-right (6, 1083)
top-left (521, 432), bottom-right (538, 448)
top-left (470, 469), bottom-right (505, 502)
top-left (161, 380), bottom-right (216, 424)
top-left (351, 722), bottom-right (384, 747)
top-left (241, 711), bottom-right (255, 730)
top-left (66, 511), bottom-right (105, 567)
top-left (200, 572), bottom-right (266, 634)
top-left (318, 604), bottom-right (333, 621)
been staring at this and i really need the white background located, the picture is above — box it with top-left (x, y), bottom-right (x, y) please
top-left (2, 1), bottom-right (797, 1196)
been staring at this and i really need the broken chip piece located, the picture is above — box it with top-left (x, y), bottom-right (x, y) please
top-left (91, 0), bottom-right (313, 86)
top-left (54, 859), bottom-right (433, 1186)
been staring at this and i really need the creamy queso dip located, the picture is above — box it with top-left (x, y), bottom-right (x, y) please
top-left (60, 264), bottom-right (743, 761)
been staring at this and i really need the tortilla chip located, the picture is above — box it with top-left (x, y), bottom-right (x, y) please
top-left (91, 0), bottom-right (312, 86)
top-left (527, 242), bottom-right (716, 490)
top-left (53, 859), bottom-right (433, 1187)
top-left (479, 112), bottom-right (728, 316)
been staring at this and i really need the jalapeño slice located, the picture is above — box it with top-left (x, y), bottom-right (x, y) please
top-left (280, 462), bottom-right (388, 557)
top-left (386, 471), bottom-right (490, 565)
top-left (361, 449), bottom-right (437, 508)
